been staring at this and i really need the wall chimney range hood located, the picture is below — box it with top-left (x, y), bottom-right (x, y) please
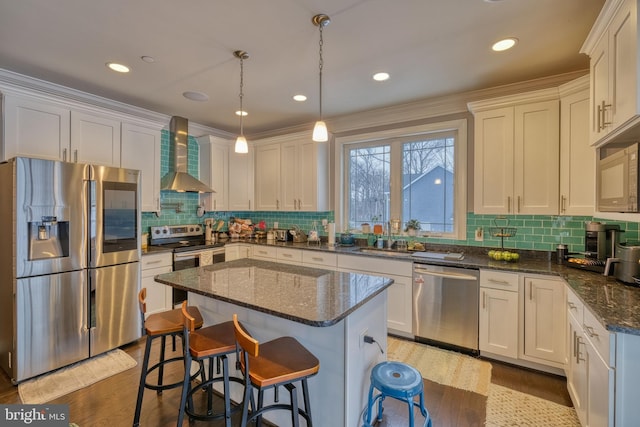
top-left (160, 116), bottom-right (215, 193)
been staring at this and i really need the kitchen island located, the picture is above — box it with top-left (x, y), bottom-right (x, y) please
top-left (155, 258), bottom-right (393, 427)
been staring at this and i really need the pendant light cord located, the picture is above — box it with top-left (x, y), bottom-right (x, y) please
top-left (239, 55), bottom-right (245, 136)
top-left (318, 24), bottom-right (324, 121)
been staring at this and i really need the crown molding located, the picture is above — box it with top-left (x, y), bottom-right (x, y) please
top-left (580, 0), bottom-right (624, 55)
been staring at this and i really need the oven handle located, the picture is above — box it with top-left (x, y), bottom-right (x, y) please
top-left (413, 266), bottom-right (477, 281)
top-left (174, 252), bottom-right (200, 261)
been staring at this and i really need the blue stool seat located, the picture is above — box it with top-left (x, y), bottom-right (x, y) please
top-left (362, 361), bottom-right (432, 427)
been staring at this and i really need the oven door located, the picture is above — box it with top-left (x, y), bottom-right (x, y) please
top-left (172, 248), bottom-right (225, 306)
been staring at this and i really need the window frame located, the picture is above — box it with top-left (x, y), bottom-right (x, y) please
top-left (335, 119), bottom-right (468, 240)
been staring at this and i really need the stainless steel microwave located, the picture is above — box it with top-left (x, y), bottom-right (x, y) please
top-left (597, 143), bottom-right (640, 212)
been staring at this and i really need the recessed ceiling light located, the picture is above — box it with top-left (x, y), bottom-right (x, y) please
top-left (484, 0), bottom-right (505, 3)
top-left (183, 91), bottom-right (209, 102)
top-left (293, 94), bottom-right (307, 102)
top-left (141, 56), bottom-right (156, 63)
top-left (106, 62), bottom-right (130, 73)
top-left (235, 110), bottom-right (248, 117)
top-left (492, 37), bottom-right (518, 52)
top-left (373, 72), bottom-right (390, 82)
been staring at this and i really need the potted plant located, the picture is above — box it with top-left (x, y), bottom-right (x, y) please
top-left (405, 219), bottom-right (421, 236)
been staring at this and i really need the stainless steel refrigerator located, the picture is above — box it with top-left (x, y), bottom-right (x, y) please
top-left (0, 157), bottom-right (142, 383)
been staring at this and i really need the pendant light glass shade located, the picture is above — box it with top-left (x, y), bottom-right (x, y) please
top-left (235, 135), bottom-right (248, 153)
top-left (312, 14), bottom-right (331, 142)
top-left (312, 120), bottom-right (328, 142)
top-left (234, 50), bottom-right (249, 153)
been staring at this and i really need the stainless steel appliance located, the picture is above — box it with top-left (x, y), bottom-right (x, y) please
top-left (412, 263), bottom-right (480, 354)
top-left (597, 142), bottom-right (640, 212)
top-left (0, 157), bottom-right (141, 383)
top-left (567, 221), bottom-right (624, 273)
top-left (149, 224), bottom-right (225, 306)
top-left (604, 242), bottom-right (640, 284)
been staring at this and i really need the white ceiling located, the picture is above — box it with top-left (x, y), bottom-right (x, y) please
top-left (0, 0), bottom-right (605, 135)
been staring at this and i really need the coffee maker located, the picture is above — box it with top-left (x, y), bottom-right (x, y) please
top-left (584, 221), bottom-right (623, 260)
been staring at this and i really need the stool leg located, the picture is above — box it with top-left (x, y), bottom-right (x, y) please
top-left (407, 398), bottom-right (415, 427)
top-left (207, 358), bottom-right (214, 416)
top-left (157, 335), bottom-right (167, 395)
top-left (302, 379), bottom-right (313, 427)
top-left (240, 381), bottom-right (252, 427)
top-left (376, 394), bottom-right (385, 422)
top-left (133, 335), bottom-right (154, 427)
top-left (257, 389), bottom-right (265, 427)
top-left (362, 384), bottom-right (375, 427)
top-left (221, 356), bottom-right (232, 427)
top-left (176, 350), bottom-right (193, 427)
top-left (286, 383), bottom-right (300, 427)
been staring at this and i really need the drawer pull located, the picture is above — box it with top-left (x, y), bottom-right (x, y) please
top-left (312, 257), bottom-right (323, 261)
top-left (144, 260), bottom-right (162, 265)
top-left (584, 325), bottom-right (599, 338)
top-left (567, 302), bottom-right (577, 310)
top-left (282, 254), bottom-right (293, 258)
top-left (488, 278), bottom-right (511, 285)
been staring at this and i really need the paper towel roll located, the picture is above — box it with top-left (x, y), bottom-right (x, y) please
top-left (328, 223), bottom-right (336, 245)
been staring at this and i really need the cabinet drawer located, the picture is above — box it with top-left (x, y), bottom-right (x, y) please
top-left (583, 307), bottom-right (612, 366)
top-left (277, 247), bottom-right (302, 264)
top-left (142, 252), bottom-right (172, 270)
top-left (337, 254), bottom-right (412, 276)
top-left (566, 287), bottom-right (584, 323)
top-left (480, 270), bottom-right (519, 291)
top-left (252, 246), bottom-right (277, 259)
top-left (302, 251), bottom-right (337, 267)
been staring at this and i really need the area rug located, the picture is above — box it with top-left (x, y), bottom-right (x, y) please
top-left (485, 383), bottom-right (580, 427)
top-left (18, 349), bottom-right (137, 404)
top-left (387, 336), bottom-right (492, 396)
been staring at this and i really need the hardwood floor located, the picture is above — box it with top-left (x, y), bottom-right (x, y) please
top-left (0, 337), bottom-right (572, 426)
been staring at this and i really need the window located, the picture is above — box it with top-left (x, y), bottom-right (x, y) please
top-left (338, 119), bottom-right (467, 240)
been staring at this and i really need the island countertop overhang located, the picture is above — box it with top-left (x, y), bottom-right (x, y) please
top-left (154, 258), bottom-right (394, 327)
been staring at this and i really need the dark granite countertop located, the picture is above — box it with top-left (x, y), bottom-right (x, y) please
top-left (228, 240), bottom-right (640, 336)
top-left (154, 258), bottom-right (393, 327)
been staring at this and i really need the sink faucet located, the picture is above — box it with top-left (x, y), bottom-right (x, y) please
top-left (387, 221), bottom-right (394, 249)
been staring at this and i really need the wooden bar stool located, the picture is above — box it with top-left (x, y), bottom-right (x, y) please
top-left (362, 361), bottom-right (432, 427)
top-left (177, 302), bottom-right (243, 427)
top-left (133, 288), bottom-right (203, 427)
top-left (233, 313), bottom-right (320, 427)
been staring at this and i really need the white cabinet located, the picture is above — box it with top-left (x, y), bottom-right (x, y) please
top-left (582, 0), bottom-right (640, 146)
top-left (559, 77), bottom-right (595, 216)
top-left (337, 254), bottom-right (413, 336)
top-left (302, 251), bottom-right (337, 268)
top-left (255, 143), bottom-right (281, 210)
top-left (228, 147), bottom-right (254, 210)
top-left (566, 286), bottom-right (615, 427)
top-left (225, 243), bottom-right (252, 261)
top-left (254, 132), bottom-right (329, 211)
top-left (3, 94), bottom-right (70, 161)
top-left (70, 110), bottom-right (121, 166)
top-left (277, 247), bottom-right (303, 265)
top-left (251, 245), bottom-right (277, 261)
top-left (198, 135), bottom-right (229, 212)
top-left (522, 276), bottom-right (565, 366)
top-left (141, 252), bottom-right (173, 316)
top-left (479, 270), bottom-right (519, 358)
top-left (469, 91), bottom-right (560, 214)
top-left (121, 122), bottom-right (162, 213)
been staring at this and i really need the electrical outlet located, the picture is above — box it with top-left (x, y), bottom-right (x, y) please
top-left (475, 227), bottom-right (484, 241)
top-left (359, 328), bottom-right (368, 348)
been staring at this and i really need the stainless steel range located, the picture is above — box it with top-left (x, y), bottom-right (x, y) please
top-left (149, 224), bottom-right (225, 306)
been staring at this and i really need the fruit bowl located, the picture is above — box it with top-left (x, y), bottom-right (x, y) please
top-left (488, 250), bottom-right (519, 262)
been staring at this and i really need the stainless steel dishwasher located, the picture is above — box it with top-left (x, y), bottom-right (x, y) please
top-left (412, 263), bottom-right (480, 354)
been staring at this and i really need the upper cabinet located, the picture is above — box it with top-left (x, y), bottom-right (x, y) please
top-left (582, 0), bottom-right (640, 146)
top-left (559, 76), bottom-right (595, 216)
top-left (3, 94), bottom-right (121, 166)
top-left (469, 89), bottom-right (560, 214)
top-left (254, 132), bottom-right (329, 212)
top-left (198, 136), bottom-right (255, 212)
top-left (121, 122), bottom-right (163, 213)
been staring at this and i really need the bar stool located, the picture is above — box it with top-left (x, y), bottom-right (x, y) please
top-left (177, 302), bottom-right (243, 427)
top-left (233, 313), bottom-right (320, 427)
top-left (133, 288), bottom-right (203, 427)
top-left (362, 361), bottom-right (432, 427)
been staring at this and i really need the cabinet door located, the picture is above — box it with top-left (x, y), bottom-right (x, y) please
top-left (560, 86), bottom-right (594, 215)
top-left (473, 107), bottom-right (515, 214)
top-left (587, 343), bottom-right (614, 427)
top-left (3, 95), bottom-right (70, 161)
top-left (610, 0), bottom-right (638, 131)
top-left (280, 141), bottom-right (298, 210)
top-left (568, 312), bottom-right (588, 426)
top-left (479, 287), bottom-right (518, 358)
top-left (198, 137), bottom-right (229, 212)
top-left (254, 144), bottom-right (281, 210)
top-left (523, 276), bottom-right (565, 364)
top-left (70, 111), bottom-right (120, 166)
top-left (514, 100), bottom-right (560, 214)
top-left (386, 273), bottom-right (413, 336)
top-left (141, 265), bottom-right (172, 316)
top-left (228, 148), bottom-right (254, 210)
top-left (590, 34), bottom-right (610, 143)
top-left (299, 140), bottom-right (329, 211)
top-left (121, 122), bottom-right (161, 213)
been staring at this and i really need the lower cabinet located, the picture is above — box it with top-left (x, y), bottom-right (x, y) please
top-left (224, 243), bottom-right (252, 261)
top-left (479, 270), bottom-right (519, 358)
top-left (141, 252), bottom-right (172, 316)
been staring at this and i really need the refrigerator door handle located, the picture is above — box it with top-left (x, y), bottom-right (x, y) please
top-left (89, 268), bottom-right (96, 330)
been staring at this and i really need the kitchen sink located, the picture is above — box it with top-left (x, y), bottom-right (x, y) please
top-left (357, 248), bottom-right (411, 257)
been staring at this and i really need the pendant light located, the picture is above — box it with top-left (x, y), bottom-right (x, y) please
top-left (234, 50), bottom-right (249, 154)
top-left (312, 14), bottom-right (331, 142)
